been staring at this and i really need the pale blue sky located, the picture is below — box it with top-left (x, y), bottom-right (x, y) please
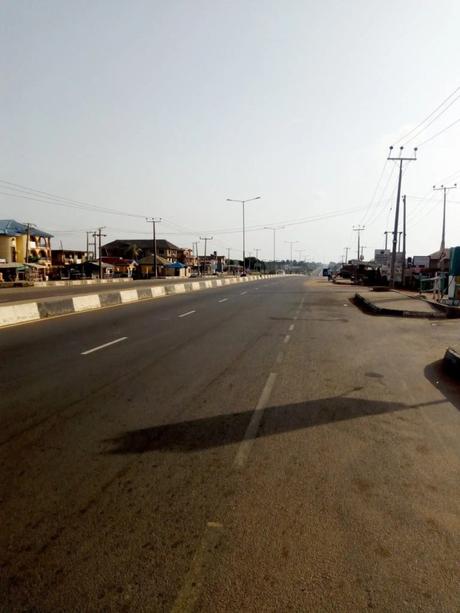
top-left (1, 0), bottom-right (460, 262)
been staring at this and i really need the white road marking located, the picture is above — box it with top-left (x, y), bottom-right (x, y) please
top-left (289, 323), bottom-right (295, 331)
top-left (240, 291), bottom-right (247, 295)
top-left (178, 310), bottom-right (196, 318)
top-left (218, 298), bottom-right (228, 303)
top-left (81, 337), bottom-right (127, 355)
top-left (233, 372), bottom-right (278, 469)
top-left (284, 334), bottom-right (291, 344)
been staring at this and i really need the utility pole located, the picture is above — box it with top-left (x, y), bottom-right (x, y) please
top-left (146, 217), bottom-right (161, 278)
top-left (401, 195), bottom-right (407, 284)
top-left (192, 241), bottom-right (199, 273)
top-left (384, 231), bottom-right (391, 251)
top-left (264, 226), bottom-right (285, 272)
top-left (94, 227), bottom-right (107, 279)
top-left (397, 231), bottom-right (403, 253)
top-left (200, 236), bottom-right (213, 275)
top-left (388, 146), bottom-right (417, 287)
top-left (433, 183), bottom-right (457, 251)
top-left (226, 196), bottom-right (261, 274)
top-left (344, 247), bottom-right (350, 264)
top-left (25, 222), bottom-right (31, 264)
top-left (353, 226), bottom-right (365, 261)
top-left (86, 230), bottom-right (96, 261)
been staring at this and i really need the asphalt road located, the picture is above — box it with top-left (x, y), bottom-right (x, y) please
top-left (1, 277), bottom-right (459, 612)
top-left (0, 276), bottom-right (219, 304)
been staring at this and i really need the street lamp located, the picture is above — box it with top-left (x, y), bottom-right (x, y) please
top-left (264, 226), bottom-right (285, 272)
top-left (226, 196), bottom-right (261, 273)
top-left (285, 240), bottom-right (299, 267)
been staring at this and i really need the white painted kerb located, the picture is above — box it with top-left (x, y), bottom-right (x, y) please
top-left (72, 295), bottom-right (101, 312)
top-left (120, 289), bottom-right (139, 303)
top-left (0, 303), bottom-right (40, 326)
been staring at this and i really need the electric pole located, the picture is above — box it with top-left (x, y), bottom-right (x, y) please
top-left (25, 222), bottom-right (31, 264)
top-left (344, 247), bottom-right (350, 264)
top-left (353, 226), bottom-right (365, 261)
top-left (401, 195), bottom-right (407, 284)
top-left (94, 227), bottom-right (107, 279)
top-left (146, 218), bottom-right (161, 278)
top-left (433, 183), bottom-right (457, 251)
top-left (397, 231), bottom-right (403, 253)
top-left (384, 231), bottom-right (391, 251)
top-left (200, 236), bottom-right (213, 275)
top-left (387, 146), bottom-right (417, 287)
top-left (86, 230), bottom-right (96, 261)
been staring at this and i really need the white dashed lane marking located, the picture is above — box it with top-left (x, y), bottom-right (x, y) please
top-left (178, 310), bottom-right (196, 318)
top-left (81, 337), bottom-right (128, 355)
top-left (218, 298), bottom-right (228, 303)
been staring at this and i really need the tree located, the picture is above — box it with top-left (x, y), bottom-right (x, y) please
top-left (124, 243), bottom-right (143, 260)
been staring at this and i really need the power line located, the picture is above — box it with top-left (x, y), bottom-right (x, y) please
top-left (394, 85), bottom-right (460, 145)
top-left (360, 159), bottom-right (389, 226)
top-left (416, 115), bottom-right (460, 148)
top-left (401, 92), bottom-right (460, 146)
top-left (0, 180), bottom-right (147, 218)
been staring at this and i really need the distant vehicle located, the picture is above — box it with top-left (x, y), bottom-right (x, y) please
top-left (322, 268), bottom-right (329, 277)
top-left (240, 272), bottom-right (247, 277)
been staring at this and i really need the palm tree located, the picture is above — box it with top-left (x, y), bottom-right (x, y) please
top-left (124, 243), bottom-right (143, 260)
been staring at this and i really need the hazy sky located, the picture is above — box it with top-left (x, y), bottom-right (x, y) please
top-left (2, 0), bottom-right (460, 262)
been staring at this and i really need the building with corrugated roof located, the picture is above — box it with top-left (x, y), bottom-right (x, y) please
top-left (0, 220), bottom-right (53, 269)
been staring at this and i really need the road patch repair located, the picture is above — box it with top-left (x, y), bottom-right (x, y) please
top-left (0, 275), bottom-right (274, 328)
top-left (354, 289), bottom-right (445, 319)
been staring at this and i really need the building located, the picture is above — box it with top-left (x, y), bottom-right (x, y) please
top-left (138, 254), bottom-right (170, 278)
top-left (101, 257), bottom-right (136, 277)
top-left (0, 220), bottom-right (53, 266)
top-left (51, 249), bottom-right (88, 267)
top-left (178, 247), bottom-right (197, 268)
top-left (102, 239), bottom-right (180, 263)
top-left (0, 220), bottom-right (53, 280)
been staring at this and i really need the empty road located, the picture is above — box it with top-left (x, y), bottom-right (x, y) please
top-left (1, 277), bottom-right (459, 611)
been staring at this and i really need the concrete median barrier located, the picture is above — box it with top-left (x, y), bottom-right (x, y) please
top-left (0, 274), bottom-right (280, 329)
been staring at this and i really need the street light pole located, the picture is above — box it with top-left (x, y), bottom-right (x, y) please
top-left (264, 226), bottom-right (285, 272)
top-left (226, 196), bottom-right (261, 273)
top-left (285, 240), bottom-right (299, 263)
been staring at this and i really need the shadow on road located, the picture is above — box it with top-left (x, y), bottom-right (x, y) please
top-left (107, 395), bottom-right (417, 455)
top-left (424, 359), bottom-right (460, 411)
